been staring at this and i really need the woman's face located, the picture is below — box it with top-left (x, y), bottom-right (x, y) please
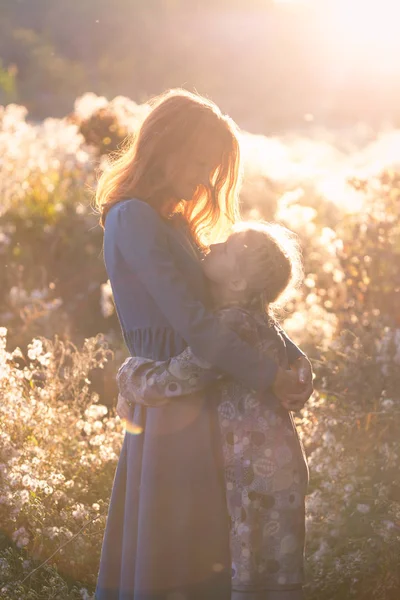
top-left (163, 132), bottom-right (226, 201)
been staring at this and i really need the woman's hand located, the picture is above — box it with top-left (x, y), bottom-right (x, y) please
top-left (116, 393), bottom-right (133, 421)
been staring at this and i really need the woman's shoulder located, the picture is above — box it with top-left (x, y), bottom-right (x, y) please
top-left (104, 198), bottom-right (165, 242)
top-left (107, 198), bottom-right (160, 222)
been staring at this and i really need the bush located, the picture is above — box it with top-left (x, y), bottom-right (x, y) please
top-left (300, 320), bottom-right (400, 600)
top-left (0, 328), bottom-right (122, 599)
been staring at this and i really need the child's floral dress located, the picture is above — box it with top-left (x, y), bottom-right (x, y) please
top-left (117, 306), bottom-right (309, 594)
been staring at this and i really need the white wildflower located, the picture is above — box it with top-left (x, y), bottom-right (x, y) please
top-left (356, 504), bottom-right (370, 514)
top-left (12, 526), bottom-right (30, 548)
top-left (381, 398), bottom-right (394, 410)
top-left (79, 587), bottom-right (94, 600)
top-left (322, 431), bottom-right (336, 447)
top-left (72, 503), bottom-right (88, 520)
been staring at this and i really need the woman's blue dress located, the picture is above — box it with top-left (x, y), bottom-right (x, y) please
top-left (95, 199), bottom-right (303, 600)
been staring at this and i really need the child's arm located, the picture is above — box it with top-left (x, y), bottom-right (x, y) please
top-left (117, 347), bottom-right (224, 408)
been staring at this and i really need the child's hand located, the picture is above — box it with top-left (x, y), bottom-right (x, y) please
top-left (284, 356), bottom-right (314, 411)
top-left (291, 356), bottom-right (313, 387)
top-left (272, 367), bottom-right (301, 400)
top-left (116, 393), bottom-right (133, 421)
top-left (272, 364), bottom-right (313, 412)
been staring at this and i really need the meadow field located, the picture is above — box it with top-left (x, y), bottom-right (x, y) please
top-left (0, 94), bottom-right (399, 599)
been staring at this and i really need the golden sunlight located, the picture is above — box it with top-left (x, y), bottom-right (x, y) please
top-left (275, 0), bottom-right (400, 70)
top-left (330, 0), bottom-right (400, 39)
top-left (275, 0), bottom-right (400, 34)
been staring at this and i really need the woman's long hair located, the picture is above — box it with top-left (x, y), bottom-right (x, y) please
top-left (95, 88), bottom-right (242, 246)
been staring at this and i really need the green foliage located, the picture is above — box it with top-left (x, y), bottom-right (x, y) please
top-left (5, 28), bottom-right (86, 116)
top-left (0, 60), bottom-right (17, 104)
top-left (0, 171), bottom-right (107, 348)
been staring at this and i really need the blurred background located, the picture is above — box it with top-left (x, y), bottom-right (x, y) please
top-left (1, 0), bottom-right (400, 131)
top-left (1, 2), bottom-right (400, 600)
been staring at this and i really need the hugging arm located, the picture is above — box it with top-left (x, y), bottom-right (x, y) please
top-left (116, 309), bottom-right (311, 408)
top-left (112, 200), bottom-right (281, 391)
top-left (117, 348), bottom-right (220, 408)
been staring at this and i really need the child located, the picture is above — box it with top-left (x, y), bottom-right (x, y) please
top-left (117, 221), bottom-right (310, 600)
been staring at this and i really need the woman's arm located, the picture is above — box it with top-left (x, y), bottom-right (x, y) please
top-left (116, 308), bottom-right (279, 406)
top-left (116, 310), bottom-right (308, 408)
top-left (106, 199), bottom-right (282, 392)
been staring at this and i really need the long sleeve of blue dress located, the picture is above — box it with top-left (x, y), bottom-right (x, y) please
top-left (115, 199), bottom-right (281, 391)
top-left (116, 312), bottom-right (306, 408)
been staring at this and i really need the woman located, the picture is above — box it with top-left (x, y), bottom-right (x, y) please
top-left (95, 89), bottom-right (312, 600)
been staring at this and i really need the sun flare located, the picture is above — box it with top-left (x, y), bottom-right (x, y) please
top-left (275, 0), bottom-right (400, 68)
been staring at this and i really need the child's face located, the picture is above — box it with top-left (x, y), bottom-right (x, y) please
top-left (202, 232), bottom-right (248, 292)
top-left (163, 131), bottom-right (225, 201)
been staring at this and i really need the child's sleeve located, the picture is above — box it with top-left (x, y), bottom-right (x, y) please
top-left (109, 199), bottom-right (279, 391)
top-left (117, 348), bottom-right (222, 407)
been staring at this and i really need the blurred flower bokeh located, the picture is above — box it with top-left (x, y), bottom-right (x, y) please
top-left (0, 94), bottom-right (399, 600)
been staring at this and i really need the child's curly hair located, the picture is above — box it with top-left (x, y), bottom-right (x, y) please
top-left (231, 221), bottom-right (303, 316)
